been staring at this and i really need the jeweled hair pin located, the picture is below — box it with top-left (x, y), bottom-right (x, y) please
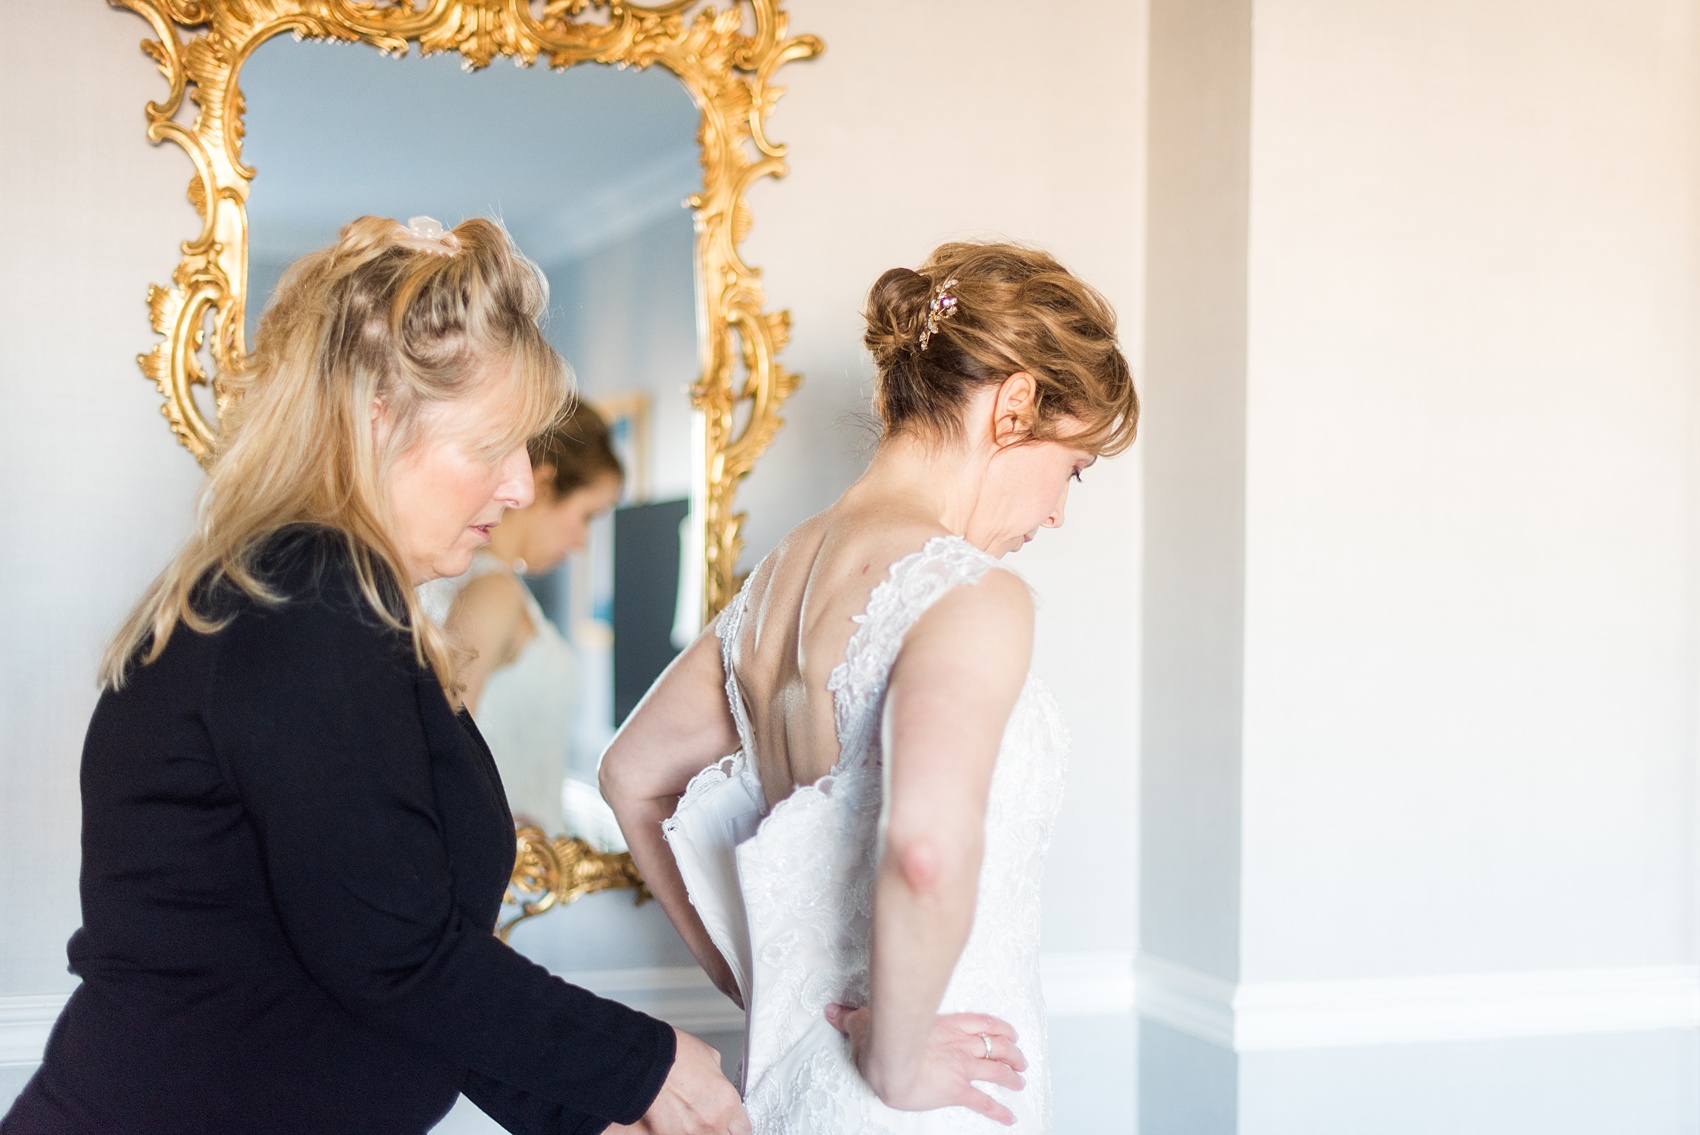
top-left (918, 276), bottom-right (960, 351)
top-left (395, 215), bottom-right (461, 255)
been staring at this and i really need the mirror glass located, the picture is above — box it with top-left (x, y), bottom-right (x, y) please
top-left (242, 41), bottom-right (703, 853)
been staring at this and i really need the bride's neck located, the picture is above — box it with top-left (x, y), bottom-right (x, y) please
top-left (855, 432), bottom-right (989, 537)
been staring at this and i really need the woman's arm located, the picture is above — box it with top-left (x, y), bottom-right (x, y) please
top-left (444, 571), bottom-right (529, 712)
top-left (853, 568), bottom-right (1035, 1118)
top-left (600, 626), bottom-right (745, 1004)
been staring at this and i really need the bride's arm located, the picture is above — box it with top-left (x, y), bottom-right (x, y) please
top-left (601, 628), bottom-right (745, 1005)
top-left (856, 569), bottom-right (1034, 1113)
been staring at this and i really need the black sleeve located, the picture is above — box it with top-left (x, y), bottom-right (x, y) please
top-left (204, 581), bottom-right (674, 1127)
top-left (462, 1071), bottom-right (618, 1135)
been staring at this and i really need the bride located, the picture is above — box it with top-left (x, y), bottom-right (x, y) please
top-left (600, 241), bottom-right (1138, 1134)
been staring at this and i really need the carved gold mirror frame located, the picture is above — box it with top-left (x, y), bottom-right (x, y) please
top-left (111, 0), bottom-right (820, 934)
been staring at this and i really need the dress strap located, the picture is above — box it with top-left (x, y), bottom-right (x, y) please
top-left (826, 535), bottom-right (1003, 763)
top-left (715, 573), bottom-right (758, 760)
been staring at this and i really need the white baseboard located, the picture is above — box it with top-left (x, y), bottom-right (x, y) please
top-left (28, 951), bottom-right (1680, 1069)
top-left (562, 965), bottom-right (745, 1033)
top-left (1137, 953), bottom-right (1700, 1051)
top-left (1040, 950), bottom-right (1137, 1016)
top-left (1136, 955), bottom-right (1236, 1046)
top-left (0, 952), bottom-right (1134, 1071)
top-left (574, 951), bottom-right (1140, 1030)
top-left (0, 993), bottom-right (69, 1068)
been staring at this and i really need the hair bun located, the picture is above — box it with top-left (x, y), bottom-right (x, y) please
top-left (859, 241), bottom-right (1139, 455)
top-left (861, 267), bottom-right (935, 367)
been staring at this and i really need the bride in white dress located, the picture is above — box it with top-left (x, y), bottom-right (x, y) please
top-left (601, 242), bottom-right (1138, 1135)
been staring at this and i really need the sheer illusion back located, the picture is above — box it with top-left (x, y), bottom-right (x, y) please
top-left (663, 535), bottom-right (1069, 1134)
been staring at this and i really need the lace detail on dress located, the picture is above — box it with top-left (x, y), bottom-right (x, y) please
top-left (669, 754), bottom-right (743, 822)
top-left (826, 536), bottom-right (1000, 768)
top-left (666, 535), bottom-right (1067, 1133)
top-left (718, 579), bottom-right (758, 760)
top-left (660, 578), bottom-right (761, 848)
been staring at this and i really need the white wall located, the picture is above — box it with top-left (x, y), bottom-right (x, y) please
top-left (0, 0), bottom-right (207, 1010)
top-left (1141, 0), bottom-right (1700, 1131)
top-left (0, 0), bottom-right (207, 1101)
top-left (1240, 0), bottom-right (1698, 985)
top-left (1141, 0), bottom-right (1253, 989)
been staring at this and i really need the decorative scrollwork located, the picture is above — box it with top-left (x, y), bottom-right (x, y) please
top-left (499, 826), bottom-right (651, 942)
top-left (109, 0), bottom-right (819, 616)
top-left (110, 0), bottom-right (820, 911)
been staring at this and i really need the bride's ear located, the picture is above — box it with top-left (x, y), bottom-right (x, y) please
top-left (990, 372), bottom-right (1039, 447)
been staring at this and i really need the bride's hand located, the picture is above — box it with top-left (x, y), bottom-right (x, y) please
top-left (679, 943), bottom-right (743, 1011)
top-left (824, 1004), bottom-right (1027, 1126)
top-left (705, 954), bottom-right (745, 1011)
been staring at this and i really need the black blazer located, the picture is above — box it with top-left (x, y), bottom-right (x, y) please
top-left (2, 528), bottom-right (673, 1135)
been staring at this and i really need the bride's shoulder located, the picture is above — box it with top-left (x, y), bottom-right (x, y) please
top-left (891, 566), bottom-right (1034, 698)
top-left (917, 561), bottom-right (1034, 629)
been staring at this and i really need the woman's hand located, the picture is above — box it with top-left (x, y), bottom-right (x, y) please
top-left (611, 1027), bottom-right (749, 1135)
top-left (825, 1004), bottom-right (1026, 1126)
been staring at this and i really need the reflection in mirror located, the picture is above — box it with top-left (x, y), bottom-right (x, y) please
top-left (242, 41), bottom-right (702, 855)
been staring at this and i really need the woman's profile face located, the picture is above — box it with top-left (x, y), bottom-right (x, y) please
top-left (526, 471), bottom-right (624, 574)
top-left (384, 381), bottom-right (536, 585)
top-left (971, 433), bottom-right (1096, 558)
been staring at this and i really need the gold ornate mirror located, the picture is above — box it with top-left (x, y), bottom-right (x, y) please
top-left (111, 0), bottom-right (820, 936)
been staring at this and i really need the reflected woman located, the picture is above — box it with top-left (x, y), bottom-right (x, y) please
top-left (441, 405), bottom-right (625, 842)
top-left (2, 216), bottom-right (744, 1135)
top-left (603, 242), bottom-right (1138, 1134)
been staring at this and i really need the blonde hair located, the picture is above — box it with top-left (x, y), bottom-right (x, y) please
top-left (102, 215), bottom-right (569, 695)
top-left (862, 242), bottom-right (1139, 456)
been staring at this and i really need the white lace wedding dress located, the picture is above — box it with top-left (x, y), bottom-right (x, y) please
top-left (662, 536), bottom-right (1069, 1134)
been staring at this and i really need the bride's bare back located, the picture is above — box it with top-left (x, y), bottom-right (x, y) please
top-left (728, 495), bottom-right (958, 810)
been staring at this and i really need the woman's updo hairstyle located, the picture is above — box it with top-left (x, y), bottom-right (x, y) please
top-left (863, 241), bottom-right (1138, 455)
top-left (102, 215), bottom-right (569, 695)
top-left (530, 401), bottom-right (625, 500)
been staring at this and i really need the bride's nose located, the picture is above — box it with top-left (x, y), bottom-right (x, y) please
top-left (1043, 485), bottom-right (1069, 529)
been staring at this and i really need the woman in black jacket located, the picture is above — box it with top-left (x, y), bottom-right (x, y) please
top-left (1, 215), bottom-right (745, 1135)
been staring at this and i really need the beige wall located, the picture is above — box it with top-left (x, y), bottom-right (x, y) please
top-left (1141, 0), bottom-right (1700, 1130)
top-left (0, 0), bottom-right (205, 996)
top-left (1240, 0), bottom-right (1697, 984)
